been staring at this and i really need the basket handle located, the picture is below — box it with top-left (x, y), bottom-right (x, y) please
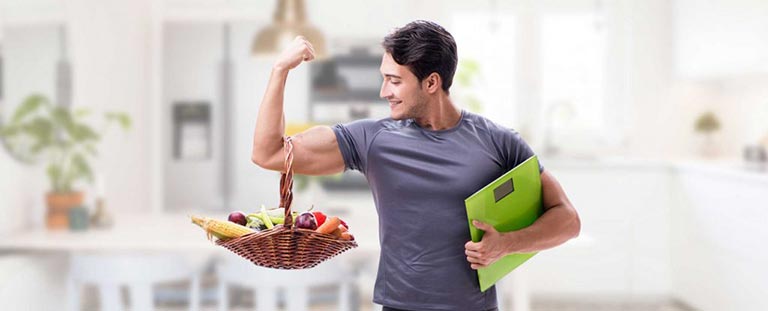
top-left (279, 136), bottom-right (295, 228)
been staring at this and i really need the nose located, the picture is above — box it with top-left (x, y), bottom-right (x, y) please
top-left (380, 82), bottom-right (391, 99)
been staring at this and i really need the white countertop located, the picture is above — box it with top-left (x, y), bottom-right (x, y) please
top-left (0, 212), bottom-right (381, 258)
top-left (0, 213), bottom-right (216, 253)
top-left (544, 155), bottom-right (768, 183)
top-left (3, 155), bottom-right (764, 253)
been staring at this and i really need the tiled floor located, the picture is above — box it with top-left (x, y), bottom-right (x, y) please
top-left (91, 284), bottom-right (698, 311)
top-left (154, 299), bottom-right (697, 311)
top-left (531, 299), bottom-right (697, 311)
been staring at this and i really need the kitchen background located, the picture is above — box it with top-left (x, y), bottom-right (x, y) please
top-left (1, 0), bottom-right (767, 310)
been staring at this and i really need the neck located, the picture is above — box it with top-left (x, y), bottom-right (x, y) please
top-left (413, 93), bottom-right (462, 131)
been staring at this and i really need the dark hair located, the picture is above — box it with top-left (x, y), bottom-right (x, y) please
top-left (382, 20), bottom-right (458, 93)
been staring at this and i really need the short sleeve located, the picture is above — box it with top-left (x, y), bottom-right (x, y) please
top-left (504, 129), bottom-right (545, 173)
top-left (332, 119), bottom-right (381, 172)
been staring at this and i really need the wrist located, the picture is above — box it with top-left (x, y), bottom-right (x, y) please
top-left (272, 64), bottom-right (290, 75)
top-left (502, 231), bottom-right (523, 254)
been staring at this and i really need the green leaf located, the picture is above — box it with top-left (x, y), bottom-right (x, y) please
top-left (11, 94), bottom-right (49, 124)
top-left (70, 152), bottom-right (94, 184)
top-left (73, 107), bottom-right (91, 118)
top-left (47, 164), bottom-right (63, 192)
top-left (84, 143), bottom-right (98, 156)
top-left (56, 140), bottom-right (73, 151)
top-left (456, 59), bottom-right (481, 86)
top-left (21, 117), bottom-right (54, 144)
top-left (0, 124), bottom-right (21, 137)
top-left (466, 97), bottom-right (484, 114)
top-left (51, 106), bottom-right (76, 134)
top-left (106, 112), bottom-right (132, 130)
top-left (71, 124), bottom-right (100, 142)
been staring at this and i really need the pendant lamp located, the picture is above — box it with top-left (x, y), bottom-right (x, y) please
top-left (252, 0), bottom-right (327, 57)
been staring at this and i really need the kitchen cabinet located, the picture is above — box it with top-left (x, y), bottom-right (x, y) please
top-left (674, 0), bottom-right (768, 78)
top-left (525, 158), bottom-right (768, 309)
top-left (672, 165), bottom-right (768, 311)
top-left (525, 160), bottom-right (673, 298)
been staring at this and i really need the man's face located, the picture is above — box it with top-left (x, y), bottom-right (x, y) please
top-left (379, 53), bottom-right (428, 120)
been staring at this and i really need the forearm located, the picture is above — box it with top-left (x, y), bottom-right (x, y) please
top-left (251, 67), bottom-right (290, 167)
top-left (503, 203), bottom-right (580, 254)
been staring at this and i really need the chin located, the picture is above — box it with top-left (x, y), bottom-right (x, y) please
top-left (390, 111), bottom-right (407, 120)
top-left (389, 107), bottom-right (402, 120)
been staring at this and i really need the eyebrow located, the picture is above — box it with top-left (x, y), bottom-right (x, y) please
top-left (383, 74), bottom-right (402, 79)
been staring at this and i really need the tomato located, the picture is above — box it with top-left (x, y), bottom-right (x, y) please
top-left (311, 211), bottom-right (327, 227)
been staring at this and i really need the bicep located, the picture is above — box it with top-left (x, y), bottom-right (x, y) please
top-left (288, 126), bottom-right (346, 175)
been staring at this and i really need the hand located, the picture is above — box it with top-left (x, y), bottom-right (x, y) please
top-left (274, 36), bottom-right (316, 72)
top-left (465, 220), bottom-right (510, 270)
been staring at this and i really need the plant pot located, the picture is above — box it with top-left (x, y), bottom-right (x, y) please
top-left (46, 191), bottom-right (84, 230)
top-left (697, 133), bottom-right (719, 158)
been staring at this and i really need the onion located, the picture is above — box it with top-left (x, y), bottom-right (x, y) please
top-left (227, 211), bottom-right (247, 226)
top-left (295, 212), bottom-right (318, 230)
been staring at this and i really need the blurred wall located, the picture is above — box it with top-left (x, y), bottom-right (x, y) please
top-left (68, 0), bottom-right (153, 214)
top-left (0, 24), bottom-right (60, 233)
top-left (2, 0), bottom-right (767, 225)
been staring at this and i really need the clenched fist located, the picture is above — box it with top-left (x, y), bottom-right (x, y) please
top-left (274, 36), bottom-right (316, 71)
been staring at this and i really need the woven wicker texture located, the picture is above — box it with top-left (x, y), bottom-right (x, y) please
top-left (216, 137), bottom-right (357, 269)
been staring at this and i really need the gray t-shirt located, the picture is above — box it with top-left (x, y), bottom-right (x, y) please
top-left (332, 110), bottom-right (543, 311)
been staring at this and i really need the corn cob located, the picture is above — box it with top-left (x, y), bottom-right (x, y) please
top-left (190, 215), bottom-right (253, 241)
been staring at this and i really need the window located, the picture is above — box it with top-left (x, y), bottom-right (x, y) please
top-left (541, 13), bottom-right (606, 131)
top-left (452, 13), bottom-right (517, 128)
top-left (453, 3), bottom-right (620, 154)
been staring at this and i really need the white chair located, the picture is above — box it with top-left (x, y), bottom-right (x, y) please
top-left (66, 253), bottom-right (201, 311)
top-left (216, 254), bottom-right (354, 311)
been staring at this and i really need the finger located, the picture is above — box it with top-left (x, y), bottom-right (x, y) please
top-left (472, 220), bottom-right (495, 232)
top-left (465, 249), bottom-right (481, 257)
top-left (466, 256), bottom-right (483, 264)
top-left (470, 263), bottom-right (487, 270)
top-left (465, 241), bottom-right (481, 251)
top-left (306, 44), bottom-right (316, 58)
top-left (302, 45), bottom-right (315, 61)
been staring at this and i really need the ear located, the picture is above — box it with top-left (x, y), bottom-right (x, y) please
top-left (422, 72), bottom-right (442, 94)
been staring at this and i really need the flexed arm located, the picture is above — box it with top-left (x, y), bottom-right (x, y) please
top-left (251, 36), bottom-right (345, 175)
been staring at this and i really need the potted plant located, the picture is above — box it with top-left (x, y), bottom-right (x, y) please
top-left (694, 110), bottom-right (721, 157)
top-left (0, 94), bottom-right (130, 229)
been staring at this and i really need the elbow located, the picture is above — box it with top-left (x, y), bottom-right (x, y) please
top-left (570, 206), bottom-right (581, 239)
top-left (251, 152), bottom-right (269, 169)
top-left (251, 151), bottom-right (280, 171)
top-left (251, 154), bottom-right (262, 167)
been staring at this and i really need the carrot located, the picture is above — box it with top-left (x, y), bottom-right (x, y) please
top-left (331, 227), bottom-right (343, 237)
top-left (341, 232), bottom-right (355, 241)
top-left (316, 216), bottom-right (340, 234)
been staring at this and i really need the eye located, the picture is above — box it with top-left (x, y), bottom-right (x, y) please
top-left (391, 80), bottom-right (401, 85)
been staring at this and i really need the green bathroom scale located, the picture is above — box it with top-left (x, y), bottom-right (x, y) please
top-left (465, 155), bottom-right (544, 292)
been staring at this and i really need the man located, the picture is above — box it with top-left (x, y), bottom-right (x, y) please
top-left (252, 20), bottom-right (580, 311)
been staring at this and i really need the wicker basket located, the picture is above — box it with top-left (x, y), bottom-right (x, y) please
top-left (217, 137), bottom-right (357, 269)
